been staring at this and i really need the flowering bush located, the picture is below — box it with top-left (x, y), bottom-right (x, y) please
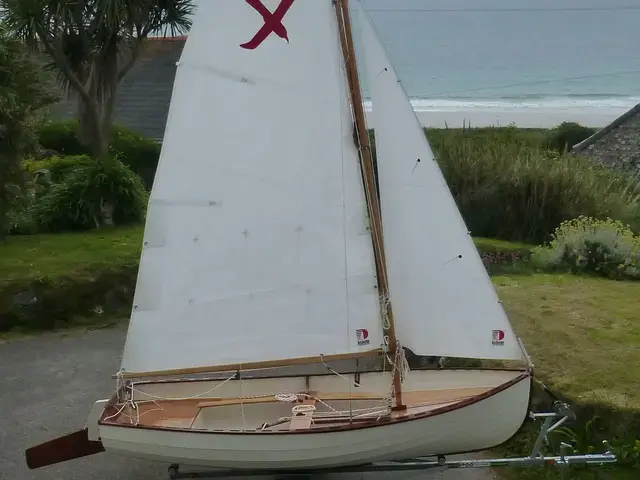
top-left (530, 216), bottom-right (640, 280)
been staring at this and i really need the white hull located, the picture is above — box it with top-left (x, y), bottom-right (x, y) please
top-left (94, 369), bottom-right (531, 470)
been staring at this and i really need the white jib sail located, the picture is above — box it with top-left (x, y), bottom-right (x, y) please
top-left (119, 0), bottom-right (383, 375)
top-left (355, 2), bottom-right (524, 361)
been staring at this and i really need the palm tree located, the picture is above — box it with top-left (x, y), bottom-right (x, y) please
top-left (0, 0), bottom-right (195, 160)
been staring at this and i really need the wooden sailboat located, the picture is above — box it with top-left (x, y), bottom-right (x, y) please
top-left (26, 0), bottom-right (533, 472)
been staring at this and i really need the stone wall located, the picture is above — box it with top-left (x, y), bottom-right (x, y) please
top-left (572, 104), bottom-right (640, 177)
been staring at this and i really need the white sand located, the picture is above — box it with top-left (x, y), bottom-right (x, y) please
top-left (365, 106), bottom-right (630, 130)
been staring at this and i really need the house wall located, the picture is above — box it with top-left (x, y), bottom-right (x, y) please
top-left (47, 38), bottom-right (186, 142)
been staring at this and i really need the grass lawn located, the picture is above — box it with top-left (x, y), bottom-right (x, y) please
top-left (0, 225), bottom-right (143, 285)
top-left (495, 273), bottom-right (640, 411)
top-left (472, 236), bottom-right (534, 255)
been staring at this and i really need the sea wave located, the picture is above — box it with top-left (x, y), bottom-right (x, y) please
top-left (363, 95), bottom-right (640, 112)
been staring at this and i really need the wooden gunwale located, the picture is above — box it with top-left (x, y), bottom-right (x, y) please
top-left (99, 370), bottom-right (531, 435)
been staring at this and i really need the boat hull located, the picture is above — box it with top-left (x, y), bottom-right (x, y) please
top-left (97, 370), bottom-right (531, 470)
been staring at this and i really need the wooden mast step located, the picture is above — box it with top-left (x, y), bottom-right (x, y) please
top-left (334, 0), bottom-right (406, 411)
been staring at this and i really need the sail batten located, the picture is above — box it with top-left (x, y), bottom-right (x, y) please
top-left (355, 2), bottom-right (524, 362)
top-left (119, 0), bottom-right (382, 374)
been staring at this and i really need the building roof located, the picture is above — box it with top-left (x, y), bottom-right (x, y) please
top-left (571, 102), bottom-right (640, 153)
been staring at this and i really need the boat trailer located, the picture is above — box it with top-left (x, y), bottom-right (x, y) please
top-left (168, 404), bottom-right (617, 479)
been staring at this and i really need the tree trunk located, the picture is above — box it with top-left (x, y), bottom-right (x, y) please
top-left (100, 198), bottom-right (114, 227)
top-left (73, 37), bottom-right (127, 162)
top-left (72, 67), bottom-right (120, 229)
top-left (77, 99), bottom-right (94, 149)
top-left (76, 96), bottom-right (110, 160)
top-left (75, 65), bottom-right (110, 161)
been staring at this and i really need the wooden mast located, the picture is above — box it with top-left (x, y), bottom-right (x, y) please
top-left (334, 0), bottom-right (405, 411)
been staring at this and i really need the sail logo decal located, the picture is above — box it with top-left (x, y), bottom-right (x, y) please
top-left (356, 328), bottom-right (370, 346)
top-left (240, 0), bottom-right (295, 50)
top-left (492, 329), bottom-right (505, 346)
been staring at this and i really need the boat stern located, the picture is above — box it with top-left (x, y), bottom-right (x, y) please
top-left (87, 399), bottom-right (109, 441)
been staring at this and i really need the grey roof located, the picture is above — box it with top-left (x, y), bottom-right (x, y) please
top-left (571, 102), bottom-right (640, 153)
top-left (47, 37), bottom-right (187, 142)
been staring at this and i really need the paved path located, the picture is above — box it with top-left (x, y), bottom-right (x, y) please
top-left (0, 325), bottom-right (495, 480)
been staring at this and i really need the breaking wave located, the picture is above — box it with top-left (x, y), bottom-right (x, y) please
top-left (363, 95), bottom-right (640, 112)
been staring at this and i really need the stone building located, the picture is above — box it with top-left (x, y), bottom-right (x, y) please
top-left (571, 103), bottom-right (640, 176)
top-left (48, 36), bottom-right (187, 142)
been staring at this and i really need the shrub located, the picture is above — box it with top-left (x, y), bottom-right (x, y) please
top-left (36, 119), bottom-right (86, 156)
top-left (432, 135), bottom-right (640, 243)
top-left (543, 121), bottom-right (595, 153)
top-left (22, 154), bottom-right (93, 182)
top-left (37, 120), bottom-right (161, 187)
top-left (530, 216), bottom-right (640, 280)
top-left (428, 124), bottom-right (546, 150)
top-left (110, 125), bottom-right (161, 188)
top-left (29, 157), bottom-right (148, 232)
top-left (12, 155), bottom-right (95, 234)
top-left (4, 184), bottom-right (38, 236)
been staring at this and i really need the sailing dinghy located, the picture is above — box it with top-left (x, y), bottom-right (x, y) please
top-left (26, 0), bottom-right (535, 472)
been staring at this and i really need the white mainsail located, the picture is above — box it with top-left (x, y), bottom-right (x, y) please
top-left (120, 0), bottom-right (383, 375)
top-left (355, 2), bottom-right (524, 361)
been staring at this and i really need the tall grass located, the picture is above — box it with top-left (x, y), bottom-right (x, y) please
top-left (420, 127), bottom-right (640, 244)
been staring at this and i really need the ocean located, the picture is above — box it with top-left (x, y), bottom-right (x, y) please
top-left (358, 0), bottom-right (640, 128)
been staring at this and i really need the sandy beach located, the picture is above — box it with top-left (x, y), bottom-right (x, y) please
top-left (365, 105), bottom-right (630, 130)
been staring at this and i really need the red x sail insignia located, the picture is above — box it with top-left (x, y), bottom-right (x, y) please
top-left (240, 0), bottom-right (296, 50)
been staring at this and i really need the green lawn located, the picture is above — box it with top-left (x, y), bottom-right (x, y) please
top-left (495, 273), bottom-right (640, 411)
top-left (0, 225), bottom-right (143, 285)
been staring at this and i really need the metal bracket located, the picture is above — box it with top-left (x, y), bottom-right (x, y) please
top-left (167, 406), bottom-right (616, 479)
